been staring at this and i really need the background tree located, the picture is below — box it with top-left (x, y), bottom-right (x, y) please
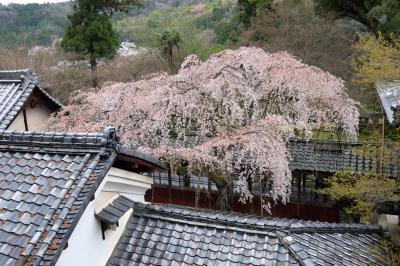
top-left (237, 0), bottom-right (272, 26)
top-left (316, 0), bottom-right (400, 37)
top-left (157, 29), bottom-right (181, 73)
top-left (319, 170), bottom-right (400, 221)
top-left (353, 33), bottom-right (400, 85)
top-left (61, 0), bottom-right (141, 86)
top-left (352, 33), bottom-right (400, 140)
top-left (48, 47), bottom-right (359, 210)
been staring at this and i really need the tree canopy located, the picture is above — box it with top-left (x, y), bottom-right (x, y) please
top-left (316, 0), bottom-right (400, 37)
top-left (48, 47), bottom-right (359, 210)
top-left (61, 0), bottom-right (141, 85)
top-left (353, 32), bottom-right (400, 85)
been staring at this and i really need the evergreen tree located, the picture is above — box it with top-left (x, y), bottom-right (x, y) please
top-left (61, 0), bottom-right (140, 86)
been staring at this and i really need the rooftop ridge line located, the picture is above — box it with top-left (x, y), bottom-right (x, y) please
top-left (130, 202), bottom-right (382, 234)
top-left (0, 74), bottom-right (33, 125)
top-left (0, 127), bottom-right (119, 150)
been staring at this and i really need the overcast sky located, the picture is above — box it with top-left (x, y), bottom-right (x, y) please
top-left (1, 0), bottom-right (67, 4)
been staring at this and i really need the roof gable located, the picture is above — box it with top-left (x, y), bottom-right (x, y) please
top-left (0, 70), bottom-right (62, 130)
top-left (0, 128), bottom-right (118, 265)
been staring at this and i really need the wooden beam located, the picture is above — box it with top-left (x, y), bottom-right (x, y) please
top-left (22, 108), bottom-right (28, 131)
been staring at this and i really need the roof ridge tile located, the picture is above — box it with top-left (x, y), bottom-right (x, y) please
top-left (0, 127), bottom-right (119, 152)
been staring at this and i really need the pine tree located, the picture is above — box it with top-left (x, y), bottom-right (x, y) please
top-left (61, 0), bottom-right (140, 86)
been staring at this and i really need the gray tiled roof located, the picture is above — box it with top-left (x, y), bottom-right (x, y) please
top-left (288, 138), bottom-right (400, 176)
top-left (0, 69), bottom-right (62, 130)
top-left (107, 198), bottom-right (387, 266)
top-left (376, 80), bottom-right (400, 125)
top-left (0, 127), bottom-right (118, 265)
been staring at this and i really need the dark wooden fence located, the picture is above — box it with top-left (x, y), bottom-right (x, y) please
top-left (145, 185), bottom-right (340, 222)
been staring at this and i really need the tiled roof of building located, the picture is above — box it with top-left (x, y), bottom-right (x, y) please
top-left (153, 138), bottom-right (400, 191)
top-left (288, 138), bottom-right (400, 176)
top-left (376, 80), bottom-right (400, 125)
top-left (0, 127), bottom-right (118, 265)
top-left (107, 197), bottom-right (387, 266)
top-left (0, 69), bottom-right (62, 130)
top-left (95, 195), bottom-right (132, 224)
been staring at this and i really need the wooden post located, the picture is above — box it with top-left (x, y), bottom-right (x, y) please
top-left (151, 172), bottom-right (154, 203)
top-left (208, 176), bottom-right (211, 209)
top-left (260, 180), bottom-right (263, 217)
top-left (195, 185), bottom-right (199, 209)
top-left (168, 165), bottom-right (172, 204)
top-left (297, 173), bottom-right (301, 202)
top-left (22, 108), bottom-right (28, 131)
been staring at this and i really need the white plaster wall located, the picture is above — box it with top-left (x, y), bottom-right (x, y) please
top-left (8, 103), bottom-right (53, 131)
top-left (56, 167), bottom-right (153, 266)
top-left (8, 111), bottom-right (25, 131)
top-left (101, 167), bottom-right (153, 202)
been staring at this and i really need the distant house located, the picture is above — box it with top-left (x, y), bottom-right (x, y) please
top-left (150, 138), bottom-right (400, 222)
top-left (0, 128), bottom-right (388, 265)
top-left (0, 69), bottom-right (62, 131)
top-left (376, 80), bottom-right (400, 126)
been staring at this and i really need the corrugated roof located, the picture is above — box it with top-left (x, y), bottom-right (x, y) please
top-left (106, 198), bottom-right (387, 265)
top-left (0, 69), bottom-right (62, 130)
top-left (376, 80), bottom-right (400, 125)
top-left (0, 127), bottom-right (118, 265)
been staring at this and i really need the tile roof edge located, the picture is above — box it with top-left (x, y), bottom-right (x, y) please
top-left (22, 153), bottom-right (96, 263)
top-left (128, 201), bottom-right (383, 235)
top-left (288, 137), bottom-right (378, 146)
top-left (0, 69), bottom-right (32, 80)
top-left (95, 195), bottom-right (134, 224)
top-left (49, 151), bottom-right (118, 265)
top-left (34, 86), bottom-right (63, 109)
top-left (116, 147), bottom-right (167, 169)
top-left (0, 69), bottom-right (62, 113)
top-left (276, 231), bottom-right (307, 266)
top-left (0, 127), bottom-right (120, 151)
top-left (0, 70), bottom-right (36, 128)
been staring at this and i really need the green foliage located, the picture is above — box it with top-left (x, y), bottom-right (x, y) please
top-left (237, 0), bottom-right (272, 26)
top-left (62, 11), bottom-right (118, 63)
top-left (62, 0), bottom-right (141, 63)
top-left (319, 170), bottom-right (400, 221)
top-left (353, 32), bottom-right (400, 85)
top-left (158, 29), bottom-right (181, 71)
top-left (115, 0), bottom-right (230, 69)
top-left (0, 3), bottom-right (70, 47)
top-left (195, 4), bottom-right (241, 44)
top-left (61, 0), bottom-right (140, 86)
top-left (0, 0), bottom-right (199, 48)
top-left (316, 0), bottom-right (400, 37)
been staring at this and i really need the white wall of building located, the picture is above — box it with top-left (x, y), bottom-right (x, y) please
top-left (8, 102), bottom-right (53, 131)
top-left (56, 167), bottom-right (153, 266)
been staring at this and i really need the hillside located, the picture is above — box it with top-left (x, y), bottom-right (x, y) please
top-left (0, 0), bottom-right (393, 114)
top-left (0, 0), bottom-right (205, 47)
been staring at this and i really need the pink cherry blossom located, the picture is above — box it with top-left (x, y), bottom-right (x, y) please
top-left (48, 47), bottom-right (359, 210)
